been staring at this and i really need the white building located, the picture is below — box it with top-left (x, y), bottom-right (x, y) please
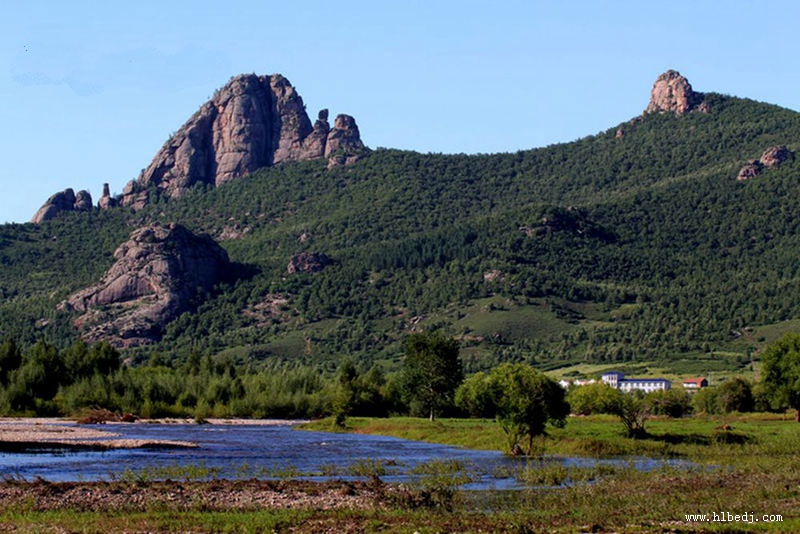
top-left (601, 371), bottom-right (671, 393)
top-left (558, 378), bottom-right (596, 389)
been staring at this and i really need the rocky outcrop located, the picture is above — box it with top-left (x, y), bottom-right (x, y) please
top-left (31, 188), bottom-right (93, 223)
top-left (645, 70), bottom-right (705, 116)
top-left (121, 74), bottom-right (368, 209)
top-left (736, 161), bottom-right (762, 181)
top-left (73, 190), bottom-right (93, 212)
top-left (760, 145), bottom-right (793, 168)
top-left (287, 252), bottom-right (332, 274)
top-left (325, 114), bottom-right (366, 167)
top-left (737, 145), bottom-right (795, 181)
top-left (62, 224), bottom-right (230, 347)
top-left (520, 207), bottom-right (615, 242)
top-left (98, 183), bottom-right (117, 210)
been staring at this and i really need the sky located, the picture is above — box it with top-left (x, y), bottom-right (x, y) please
top-left (2, 1), bottom-right (800, 224)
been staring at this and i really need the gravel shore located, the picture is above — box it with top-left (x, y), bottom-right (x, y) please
top-left (0, 478), bottom-right (390, 512)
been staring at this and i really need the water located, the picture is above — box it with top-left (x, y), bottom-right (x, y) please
top-left (0, 423), bottom-right (521, 488)
top-left (0, 423), bottom-right (698, 488)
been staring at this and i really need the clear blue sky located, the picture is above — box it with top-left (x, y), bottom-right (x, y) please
top-left (2, 1), bottom-right (799, 223)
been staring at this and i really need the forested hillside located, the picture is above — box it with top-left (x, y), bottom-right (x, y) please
top-left (2, 93), bottom-right (800, 376)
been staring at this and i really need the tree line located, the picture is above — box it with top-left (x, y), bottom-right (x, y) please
top-left (3, 330), bottom-right (800, 455)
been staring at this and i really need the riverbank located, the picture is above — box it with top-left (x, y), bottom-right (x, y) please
top-left (0, 417), bottom-right (304, 451)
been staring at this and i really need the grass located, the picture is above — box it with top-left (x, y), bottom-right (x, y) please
top-left (0, 508), bottom-right (316, 534)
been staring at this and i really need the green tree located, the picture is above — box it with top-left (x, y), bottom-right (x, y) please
top-left (565, 382), bottom-right (620, 415)
top-left (401, 331), bottom-right (463, 421)
top-left (759, 333), bottom-right (800, 421)
top-left (454, 371), bottom-right (498, 418)
top-left (716, 377), bottom-right (754, 413)
top-left (647, 388), bottom-right (693, 418)
top-left (485, 363), bottom-right (569, 456)
top-left (692, 387), bottom-right (720, 415)
top-left (332, 357), bottom-right (358, 427)
top-left (612, 391), bottom-right (649, 439)
top-left (0, 337), bottom-right (22, 386)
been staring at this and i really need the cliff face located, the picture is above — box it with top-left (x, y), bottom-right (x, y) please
top-left (121, 74), bottom-right (367, 208)
top-left (62, 224), bottom-right (231, 347)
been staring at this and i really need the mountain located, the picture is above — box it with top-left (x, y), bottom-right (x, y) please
top-left (31, 74), bottom-right (367, 220)
top-left (4, 70), bottom-right (800, 376)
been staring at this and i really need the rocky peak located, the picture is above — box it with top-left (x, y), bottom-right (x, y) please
top-left (645, 70), bottom-right (705, 115)
top-left (325, 114), bottom-right (366, 167)
top-left (62, 223), bottom-right (230, 347)
top-left (120, 73), bottom-right (368, 210)
top-left (31, 188), bottom-right (93, 223)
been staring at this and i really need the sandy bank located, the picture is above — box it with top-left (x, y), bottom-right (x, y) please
top-left (0, 420), bottom-right (196, 451)
top-left (0, 418), bottom-right (307, 451)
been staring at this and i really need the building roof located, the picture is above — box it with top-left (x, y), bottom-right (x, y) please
top-left (682, 377), bottom-right (707, 385)
top-left (619, 378), bottom-right (671, 383)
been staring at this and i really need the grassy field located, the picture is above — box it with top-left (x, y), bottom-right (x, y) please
top-left (1, 414), bottom-right (798, 532)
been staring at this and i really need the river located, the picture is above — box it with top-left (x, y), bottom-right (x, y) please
top-left (0, 422), bottom-right (695, 489)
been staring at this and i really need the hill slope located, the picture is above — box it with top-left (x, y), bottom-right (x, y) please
top-left (2, 81), bottom-right (800, 375)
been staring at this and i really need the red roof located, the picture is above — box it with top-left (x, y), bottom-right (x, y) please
top-left (682, 378), bottom-right (707, 385)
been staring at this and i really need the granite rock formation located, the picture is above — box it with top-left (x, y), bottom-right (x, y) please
top-left (759, 145), bottom-right (793, 168)
top-left (120, 74), bottom-right (367, 209)
top-left (98, 183), bottom-right (117, 210)
top-left (31, 188), bottom-right (93, 223)
top-left (645, 70), bottom-right (706, 116)
top-left (737, 145), bottom-right (795, 181)
top-left (287, 252), bottom-right (332, 274)
top-left (62, 223), bottom-right (230, 347)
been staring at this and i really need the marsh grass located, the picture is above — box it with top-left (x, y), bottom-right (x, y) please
top-left (111, 461), bottom-right (222, 483)
top-left (348, 457), bottom-right (389, 478)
